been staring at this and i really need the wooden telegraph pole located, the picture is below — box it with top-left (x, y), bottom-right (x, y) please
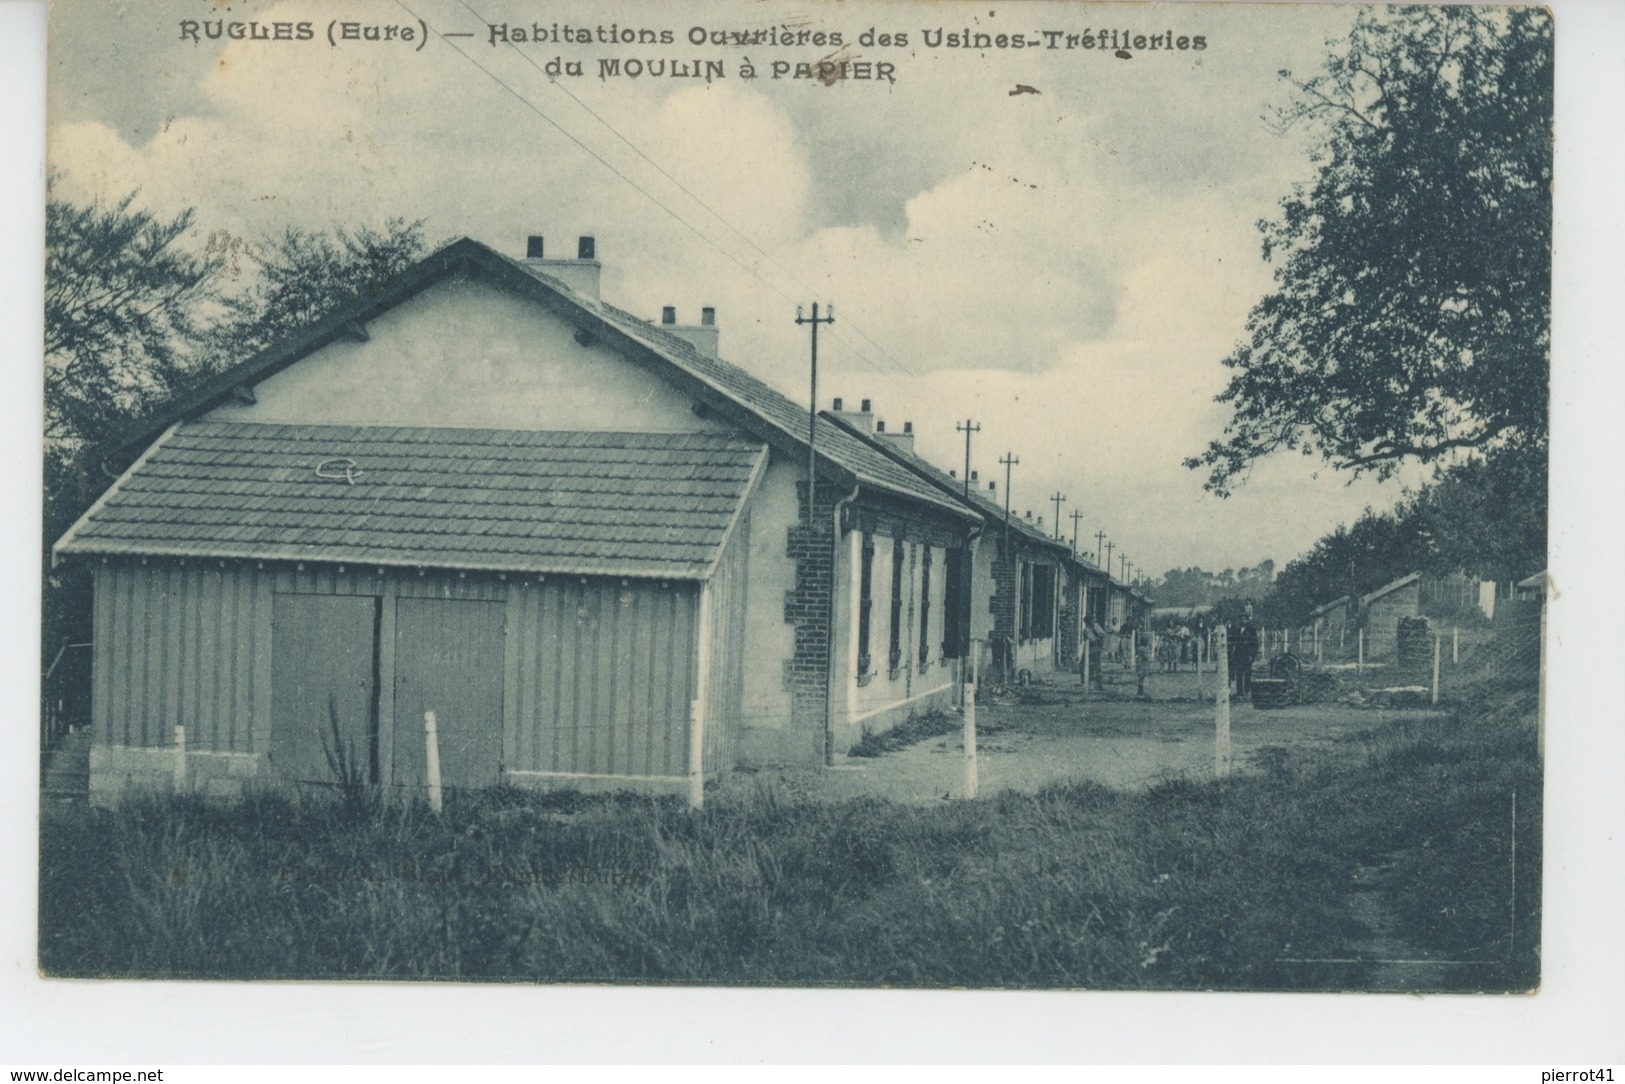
top-left (795, 303), bottom-right (835, 527)
top-left (1070, 510), bottom-right (1085, 554)
top-left (956, 419), bottom-right (980, 500)
top-left (999, 452), bottom-right (1020, 535)
top-left (1094, 530), bottom-right (1106, 566)
top-left (1049, 492), bottom-right (1066, 540)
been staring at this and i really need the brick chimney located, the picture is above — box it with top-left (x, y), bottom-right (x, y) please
top-left (875, 419), bottom-right (915, 457)
top-left (830, 396), bottom-right (875, 434)
top-left (658, 305), bottom-right (720, 359)
top-left (522, 234), bottom-right (602, 303)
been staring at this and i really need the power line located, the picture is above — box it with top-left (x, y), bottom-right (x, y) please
top-left (392, 0), bottom-right (912, 381)
top-left (448, 0), bottom-right (915, 379)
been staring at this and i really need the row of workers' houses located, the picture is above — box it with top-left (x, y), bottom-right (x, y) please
top-left (53, 234), bottom-right (1150, 805)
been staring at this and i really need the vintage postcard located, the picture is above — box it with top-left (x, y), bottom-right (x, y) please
top-left (38, 0), bottom-right (1549, 994)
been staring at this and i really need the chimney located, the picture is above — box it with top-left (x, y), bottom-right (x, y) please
top-left (988, 480), bottom-right (997, 494)
top-left (875, 418), bottom-right (915, 456)
top-left (949, 470), bottom-right (957, 479)
top-left (522, 233), bottom-right (601, 303)
top-left (971, 470), bottom-right (979, 482)
top-left (659, 306), bottom-right (720, 358)
top-left (829, 397), bottom-right (874, 434)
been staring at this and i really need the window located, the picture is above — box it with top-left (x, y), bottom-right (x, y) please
top-left (941, 548), bottom-right (964, 658)
top-left (918, 546), bottom-right (933, 668)
top-left (1031, 564), bottom-right (1057, 640)
top-left (888, 538), bottom-right (905, 673)
top-left (857, 533), bottom-right (875, 675)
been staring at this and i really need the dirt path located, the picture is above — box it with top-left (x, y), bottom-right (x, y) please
top-left (760, 676), bottom-right (1445, 805)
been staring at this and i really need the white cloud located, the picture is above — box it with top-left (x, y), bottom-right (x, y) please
top-left (45, 0), bottom-right (1416, 573)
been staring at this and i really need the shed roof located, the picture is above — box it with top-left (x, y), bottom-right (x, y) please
top-left (1362, 571), bottom-right (1421, 605)
top-left (55, 422), bottom-right (769, 580)
top-left (1309, 595), bottom-right (1351, 618)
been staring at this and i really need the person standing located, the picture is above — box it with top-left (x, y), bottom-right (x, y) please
top-left (1231, 604), bottom-right (1261, 699)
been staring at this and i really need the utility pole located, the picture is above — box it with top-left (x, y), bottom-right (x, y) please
top-left (795, 302), bottom-right (835, 528)
top-left (1049, 492), bottom-right (1066, 540)
top-left (956, 419), bottom-right (980, 499)
top-left (1095, 530), bottom-right (1106, 566)
top-left (1119, 553), bottom-right (1128, 581)
top-left (1070, 510), bottom-right (1084, 554)
top-left (1104, 540), bottom-right (1114, 577)
top-left (998, 452), bottom-right (1020, 532)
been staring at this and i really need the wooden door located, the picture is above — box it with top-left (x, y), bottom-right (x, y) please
top-left (270, 594), bottom-right (379, 786)
top-left (392, 597), bottom-right (506, 791)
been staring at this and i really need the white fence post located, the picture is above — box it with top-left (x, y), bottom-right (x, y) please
top-left (1432, 634), bottom-right (1442, 705)
top-left (173, 724), bottom-right (187, 792)
top-left (424, 711), bottom-right (443, 814)
top-left (1214, 626), bottom-right (1231, 778)
top-left (1358, 628), bottom-right (1365, 674)
top-left (688, 698), bottom-right (706, 810)
top-left (1452, 626), bottom-right (1460, 665)
top-left (962, 683), bottom-right (979, 800)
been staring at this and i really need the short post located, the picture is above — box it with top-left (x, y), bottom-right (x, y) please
top-left (1315, 625), bottom-right (1323, 665)
top-left (1080, 634), bottom-right (1091, 688)
top-left (962, 683), bottom-right (980, 799)
top-left (1358, 628), bottom-right (1365, 673)
top-left (1129, 629), bottom-right (1136, 671)
top-left (173, 724), bottom-right (187, 792)
top-left (424, 711), bottom-right (443, 814)
top-left (688, 698), bottom-right (706, 810)
top-left (1452, 626), bottom-right (1460, 665)
top-left (1214, 626), bottom-right (1231, 778)
top-left (1432, 634), bottom-right (1442, 705)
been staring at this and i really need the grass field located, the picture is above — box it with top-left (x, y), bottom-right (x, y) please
top-left (39, 661), bottom-right (1540, 990)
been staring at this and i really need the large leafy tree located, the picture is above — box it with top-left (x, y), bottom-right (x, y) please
top-left (1188, 7), bottom-right (1552, 495)
top-left (45, 188), bottom-right (221, 468)
top-left (203, 218), bottom-right (426, 365)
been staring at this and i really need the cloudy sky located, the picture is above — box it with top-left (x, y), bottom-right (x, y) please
top-left (47, 0), bottom-right (1439, 578)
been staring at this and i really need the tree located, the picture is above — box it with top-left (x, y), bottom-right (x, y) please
top-left (45, 188), bottom-right (221, 466)
top-left (204, 218), bottom-right (427, 365)
top-left (1404, 442), bottom-right (1546, 583)
top-left (1187, 7), bottom-right (1552, 495)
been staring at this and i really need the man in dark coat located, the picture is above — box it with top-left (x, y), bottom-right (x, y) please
top-left (1231, 604), bottom-right (1261, 698)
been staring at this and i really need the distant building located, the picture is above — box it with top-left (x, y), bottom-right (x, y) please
top-left (1360, 572), bottom-right (1422, 660)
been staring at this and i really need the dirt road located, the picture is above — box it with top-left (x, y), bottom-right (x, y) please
top-left (765, 670), bottom-right (1445, 805)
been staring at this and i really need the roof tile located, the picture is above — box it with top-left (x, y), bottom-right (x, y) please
top-left (59, 422), bottom-right (767, 579)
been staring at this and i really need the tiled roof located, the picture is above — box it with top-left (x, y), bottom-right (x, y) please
top-left (501, 253), bottom-right (973, 522)
top-left (816, 411), bottom-right (1103, 569)
top-left (56, 422), bottom-right (768, 579)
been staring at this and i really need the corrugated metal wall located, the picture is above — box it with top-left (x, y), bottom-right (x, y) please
top-left (505, 576), bottom-right (698, 778)
top-left (92, 558), bottom-right (737, 787)
top-left (702, 512), bottom-right (750, 773)
top-left (92, 561), bottom-right (272, 752)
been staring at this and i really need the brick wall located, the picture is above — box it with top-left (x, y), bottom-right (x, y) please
top-left (782, 481), bottom-right (841, 760)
